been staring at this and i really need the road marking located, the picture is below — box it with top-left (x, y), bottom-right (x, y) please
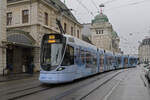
top-left (103, 75), bottom-right (126, 100)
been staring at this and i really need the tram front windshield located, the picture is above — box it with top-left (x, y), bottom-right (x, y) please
top-left (41, 34), bottom-right (66, 71)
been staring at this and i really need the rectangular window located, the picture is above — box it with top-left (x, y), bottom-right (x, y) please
top-left (86, 51), bottom-right (92, 68)
top-left (101, 30), bottom-right (104, 34)
top-left (96, 30), bottom-right (103, 34)
top-left (64, 23), bottom-right (67, 34)
top-left (7, 12), bottom-right (12, 25)
top-left (118, 57), bottom-right (121, 65)
top-left (22, 10), bottom-right (29, 23)
top-left (96, 30), bottom-right (98, 34)
top-left (71, 27), bottom-right (73, 36)
top-left (80, 50), bottom-right (85, 64)
top-left (44, 12), bottom-right (48, 25)
top-left (77, 30), bottom-right (80, 38)
top-left (124, 58), bottom-right (128, 67)
top-left (100, 54), bottom-right (104, 67)
top-left (92, 53), bottom-right (97, 66)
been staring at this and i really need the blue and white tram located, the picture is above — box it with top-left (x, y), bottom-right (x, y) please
top-left (128, 56), bottom-right (138, 67)
top-left (39, 34), bottom-right (98, 83)
top-left (39, 34), bottom-right (137, 84)
top-left (114, 53), bottom-right (122, 69)
top-left (122, 55), bottom-right (129, 68)
top-left (104, 51), bottom-right (115, 71)
top-left (98, 49), bottom-right (105, 73)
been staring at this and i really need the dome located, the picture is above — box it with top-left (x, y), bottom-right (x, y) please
top-left (112, 31), bottom-right (119, 39)
top-left (92, 13), bottom-right (109, 24)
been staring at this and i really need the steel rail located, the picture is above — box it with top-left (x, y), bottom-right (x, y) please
top-left (50, 70), bottom-right (126, 100)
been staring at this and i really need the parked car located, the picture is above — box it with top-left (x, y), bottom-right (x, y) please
top-left (143, 64), bottom-right (149, 76)
top-left (146, 67), bottom-right (150, 81)
top-left (143, 64), bottom-right (150, 81)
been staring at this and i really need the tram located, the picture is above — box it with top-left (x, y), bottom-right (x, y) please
top-left (39, 34), bottom-right (138, 84)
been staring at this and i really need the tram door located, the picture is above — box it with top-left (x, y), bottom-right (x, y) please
top-left (100, 54), bottom-right (104, 72)
top-left (124, 57), bottom-right (128, 68)
top-left (118, 57), bottom-right (122, 68)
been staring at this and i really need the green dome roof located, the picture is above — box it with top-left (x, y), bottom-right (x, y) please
top-left (92, 13), bottom-right (109, 24)
top-left (112, 31), bottom-right (118, 38)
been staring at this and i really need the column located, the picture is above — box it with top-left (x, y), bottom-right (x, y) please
top-left (0, 0), bottom-right (7, 75)
top-left (32, 47), bottom-right (40, 72)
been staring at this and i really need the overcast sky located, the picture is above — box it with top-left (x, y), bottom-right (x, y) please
top-left (61, 0), bottom-right (150, 55)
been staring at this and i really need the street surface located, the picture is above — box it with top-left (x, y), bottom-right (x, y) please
top-left (0, 66), bottom-right (150, 100)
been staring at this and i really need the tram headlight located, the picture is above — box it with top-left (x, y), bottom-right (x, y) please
top-left (56, 67), bottom-right (65, 71)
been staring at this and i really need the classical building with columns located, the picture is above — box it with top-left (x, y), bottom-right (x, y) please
top-left (1, 0), bottom-right (82, 74)
top-left (138, 38), bottom-right (150, 63)
top-left (0, 0), bottom-right (7, 75)
top-left (82, 13), bottom-right (121, 53)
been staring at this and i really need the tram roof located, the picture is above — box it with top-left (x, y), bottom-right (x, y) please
top-left (64, 34), bottom-right (97, 51)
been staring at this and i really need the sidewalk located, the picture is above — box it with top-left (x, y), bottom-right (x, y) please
top-left (0, 72), bottom-right (39, 82)
top-left (107, 66), bottom-right (150, 100)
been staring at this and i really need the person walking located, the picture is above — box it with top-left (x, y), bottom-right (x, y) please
top-left (6, 63), bottom-right (13, 75)
top-left (29, 57), bottom-right (34, 75)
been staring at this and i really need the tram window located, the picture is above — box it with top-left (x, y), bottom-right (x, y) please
top-left (109, 57), bottom-right (111, 66)
top-left (124, 58), bottom-right (128, 65)
top-left (111, 57), bottom-right (114, 65)
top-left (106, 56), bottom-right (112, 66)
top-left (92, 53), bottom-right (97, 66)
top-left (86, 51), bottom-right (97, 67)
top-left (75, 48), bottom-right (79, 64)
top-left (106, 56), bottom-right (109, 66)
top-left (61, 45), bottom-right (74, 66)
top-left (100, 55), bottom-right (104, 67)
top-left (106, 56), bottom-right (108, 65)
top-left (109, 57), bottom-right (111, 65)
top-left (107, 57), bottom-right (110, 66)
top-left (80, 50), bottom-right (85, 64)
top-left (86, 51), bottom-right (92, 68)
top-left (75, 48), bottom-right (84, 65)
top-left (130, 59), bottom-right (134, 64)
top-left (118, 57), bottom-right (121, 65)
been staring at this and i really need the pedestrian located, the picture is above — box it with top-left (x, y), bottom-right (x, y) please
top-left (22, 64), bottom-right (26, 73)
top-left (29, 57), bottom-right (34, 75)
top-left (6, 64), bottom-right (13, 74)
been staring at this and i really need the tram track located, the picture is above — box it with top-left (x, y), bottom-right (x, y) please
top-left (5, 70), bottom-right (127, 100)
top-left (0, 77), bottom-right (38, 91)
top-left (7, 85), bottom-right (44, 94)
top-left (7, 84), bottom-right (54, 100)
top-left (79, 72), bottom-right (123, 100)
top-left (50, 70), bottom-right (127, 100)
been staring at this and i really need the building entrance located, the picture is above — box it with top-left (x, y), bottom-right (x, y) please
top-left (6, 29), bottom-right (36, 74)
top-left (7, 45), bottom-right (33, 74)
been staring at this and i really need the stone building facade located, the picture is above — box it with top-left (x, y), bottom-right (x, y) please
top-left (2, 0), bottom-right (82, 74)
top-left (82, 13), bottom-right (120, 53)
top-left (0, 0), bottom-right (7, 75)
top-left (138, 38), bottom-right (150, 63)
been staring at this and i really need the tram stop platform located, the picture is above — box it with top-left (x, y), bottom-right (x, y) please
top-left (0, 72), bottom-right (39, 82)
